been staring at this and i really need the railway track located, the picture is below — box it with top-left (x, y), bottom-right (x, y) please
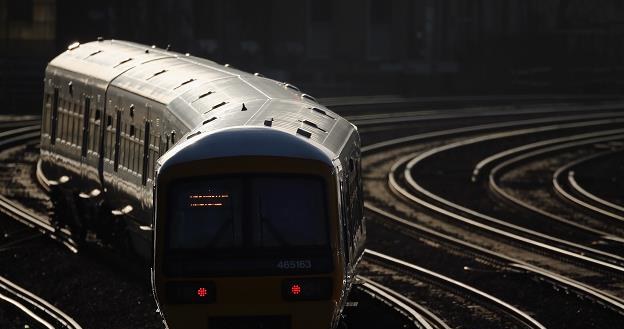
top-left (553, 149), bottom-right (624, 224)
top-left (361, 249), bottom-right (546, 329)
top-left (0, 117), bottom-right (82, 329)
top-left (360, 109), bottom-right (624, 327)
top-left (356, 276), bottom-right (450, 329)
top-left (385, 119), bottom-right (624, 268)
top-left (351, 278), bottom-right (443, 329)
top-left (0, 118), bottom-right (433, 328)
top-left (0, 275), bottom-right (82, 329)
top-left (1, 100), bottom-right (623, 328)
top-left (388, 119), bottom-right (624, 272)
top-left (486, 132), bottom-right (624, 239)
top-left (0, 123), bottom-right (77, 253)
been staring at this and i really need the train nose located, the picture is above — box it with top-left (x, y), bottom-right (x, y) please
top-left (161, 277), bottom-right (337, 329)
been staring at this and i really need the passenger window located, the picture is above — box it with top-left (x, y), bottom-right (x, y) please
top-left (74, 102), bottom-right (81, 146)
top-left (42, 93), bottom-right (51, 135)
top-left (50, 88), bottom-right (59, 144)
top-left (81, 97), bottom-right (90, 157)
top-left (114, 110), bottom-right (121, 171)
top-left (142, 121), bottom-right (151, 185)
top-left (92, 108), bottom-right (101, 155)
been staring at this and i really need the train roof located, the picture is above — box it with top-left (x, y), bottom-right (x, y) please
top-left (47, 39), bottom-right (357, 163)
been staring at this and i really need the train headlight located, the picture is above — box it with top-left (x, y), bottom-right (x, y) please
top-left (282, 278), bottom-right (331, 301)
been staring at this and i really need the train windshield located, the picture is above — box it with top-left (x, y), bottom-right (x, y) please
top-left (165, 175), bottom-right (331, 276)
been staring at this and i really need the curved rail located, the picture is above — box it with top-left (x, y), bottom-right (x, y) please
top-left (356, 277), bottom-right (441, 329)
top-left (553, 150), bottom-right (624, 223)
top-left (346, 100), bottom-right (624, 128)
top-left (395, 119), bottom-right (624, 270)
top-left (0, 125), bottom-right (78, 252)
top-left (357, 276), bottom-right (451, 329)
top-left (363, 249), bottom-right (547, 329)
top-left (359, 111), bottom-right (624, 313)
top-left (364, 203), bottom-right (624, 314)
top-left (487, 133), bottom-right (624, 242)
top-left (0, 275), bottom-right (82, 329)
top-left (396, 155), bottom-right (624, 276)
top-left (361, 111), bottom-right (624, 153)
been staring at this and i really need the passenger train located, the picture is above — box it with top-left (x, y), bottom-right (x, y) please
top-left (39, 39), bottom-right (365, 329)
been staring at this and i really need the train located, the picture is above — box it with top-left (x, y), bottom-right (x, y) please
top-left (39, 39), bottom-right (365, 329)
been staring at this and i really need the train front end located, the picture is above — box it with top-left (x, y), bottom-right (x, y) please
top-left (152, 128), bottom-right (344, 329)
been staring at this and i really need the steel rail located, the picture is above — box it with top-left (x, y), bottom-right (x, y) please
top-left (358, 111), bottom-right (624, 314)
top-left (357, 276), bottom-right (451, 329)
top-left (396, 120), bottom-right (624, 268)
top-left (552, 150), bottom-right (624, 223)
top-left (347, 102), bottom-right (624, 127)
top-left (364, 203), bottom-right (624, 314)
top-left (361, 111), bottom-right (624, 153)
top-left (356, 277), bottom-right (437, 329)
top-left (0, 275), bottom-right (82, 329)
top-left (0, 126), bottom-right (78, 252)
top-left (363, 249), bottom-right (547, 329)
top-left (487, 134), bottom-right (624, 243)
top-left (396, 155), bottom-right (624, 277)
top-left (473, 129), bottom-right (624, 237)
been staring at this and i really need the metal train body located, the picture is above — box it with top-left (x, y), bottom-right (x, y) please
top-left (40, 40), bottom-right (365, 329)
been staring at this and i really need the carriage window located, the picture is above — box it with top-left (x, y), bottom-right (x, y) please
top-left (142, 121), bottom-right (150, 185)
top-left (90, 107), bottom-right (100, 154)
top-left (75, 101), bottom-right (81, 146)
top-left (114, 110), bottom-right (121, 171)
top-left (108, 114), bottom-right (115, 160)
top-left (81, 97), bottom-right (90, 157)
top-left (50, 88), bottom-right (59, 144)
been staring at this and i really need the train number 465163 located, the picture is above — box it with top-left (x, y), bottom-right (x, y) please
top-left (276, 260), bottom-right (312, 269)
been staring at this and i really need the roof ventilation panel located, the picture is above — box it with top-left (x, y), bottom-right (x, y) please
top-left (311, 107), bottom-right (335, 120)
top-left (187, 131), bottom-right (201, 140)
top-left (301, 94), bottom-right (317, 103)
top-left (301, 120), bottom-right (326, 132)
top-left (296, 128), bottom-right (312, 138)
top-left (285, 83), bottom-right (300, 92)
top-left (202, 117), bottom-right (217, 125)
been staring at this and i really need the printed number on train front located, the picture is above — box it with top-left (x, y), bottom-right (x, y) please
top-left (276, 260), bottom-right (312, 269)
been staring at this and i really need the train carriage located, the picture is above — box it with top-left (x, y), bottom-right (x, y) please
top-left (40, 39), bottom-right (365, 329)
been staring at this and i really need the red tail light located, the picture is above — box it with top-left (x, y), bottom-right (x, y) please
top-left (290, 284), bottom-right (302, 295)
top-left (197, 287), bottom-right (208, 297)
top-left (282, 279), bottom-right (332, 301)
top-left (166, 282), bottom-right (215, 304)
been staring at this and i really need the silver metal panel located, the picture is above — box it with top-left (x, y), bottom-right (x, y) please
top-left (48, 40), bottom-right (171, 91)
top-left (47, 39), bottom-right (358, 166)
top-left (158, 127), bottom-right (335, 173)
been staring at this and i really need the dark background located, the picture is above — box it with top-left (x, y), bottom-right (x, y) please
top-left (1, 0), bottom-right (623, 114)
